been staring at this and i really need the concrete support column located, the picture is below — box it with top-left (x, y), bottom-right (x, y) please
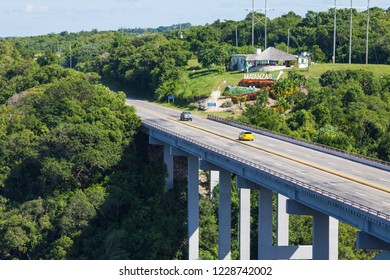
top-left (313, 213), bottom-right (339, 260)
top-left (258, 187), bottom-right (273, 260)
top-left (210, 170), bottom-right (219, 198)
top-left (164, 145), bottom-right (174, 190)
top-left (239, 187), bottom-right (251, 260)
top-left (218, 170), bottom-right (231, 260)
top-left (149, 137), bottom-right (174, 190)
top-left (277, 194), bottom-right (289, 246)
top-left (287, 200), bottom-right (339, 260)
top-left (188, 155), bottom-right (199, 260)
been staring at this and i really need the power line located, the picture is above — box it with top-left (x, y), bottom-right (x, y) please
top-left (246, 0), bottom-right (274, 49)
top-left (330, 1), bottom-right (365, 64)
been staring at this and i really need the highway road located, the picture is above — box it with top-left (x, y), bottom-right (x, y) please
top-left (126, 99), bottom-right (390, 217)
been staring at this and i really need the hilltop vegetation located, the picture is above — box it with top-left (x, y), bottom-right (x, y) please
top-left (0, 41), bottom-right (189, 260)
top-left (0, 7), bottom-right (389, 260)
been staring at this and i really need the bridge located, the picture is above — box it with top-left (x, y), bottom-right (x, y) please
top-left (127, 99), bottom-right (390, 260)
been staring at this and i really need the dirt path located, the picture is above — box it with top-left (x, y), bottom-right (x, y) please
top-left (205, 80), bottom-right (227, 112)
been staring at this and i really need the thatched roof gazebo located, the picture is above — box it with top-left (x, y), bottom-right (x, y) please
top-left (248, 47), bottom-right (297, 63)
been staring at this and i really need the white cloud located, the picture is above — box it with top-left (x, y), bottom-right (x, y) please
top-left (23, 4), bottom-right (49, 13)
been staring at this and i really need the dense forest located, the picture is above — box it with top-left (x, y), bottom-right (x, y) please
top-left (0, 7), bottom-right (389, 260)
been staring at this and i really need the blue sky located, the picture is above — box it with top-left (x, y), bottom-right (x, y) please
top-left (0, 0), bottom-right (388, 37)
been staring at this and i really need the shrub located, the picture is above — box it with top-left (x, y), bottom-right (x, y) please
top-left (188, 103), bottom-right (198, 110)
top-left (220, 101), bottom-right (233, 108)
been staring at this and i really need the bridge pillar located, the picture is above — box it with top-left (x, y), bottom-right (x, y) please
top-left (236, 176), bottom-right (252, 260)
top-left (277, 194), bottom-right (289, 246)
top-left (199, 160), bottom-right (221, 198)
top-left (210, 170), bottom-right (219, 198)
top-left (239, 187), bottom-right (251, 260)
top-left (287, 200), bottom-right (339, 260)
top-left (188, 155), bottom-right (200, 260)
top-left (200, 160), bottom-right (232, 259)
top-left (313, 212), bottom-right (339, 260)
top-left (149, 137), bottom-right (173, 189)
top-left (164, 145), bottom-right (174, 190)
top-left (258, 186), bottom-right (273, 260)
top-left (218, 170), bottom-right (232, 260)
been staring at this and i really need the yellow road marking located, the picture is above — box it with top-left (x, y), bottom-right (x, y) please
top-left (171, 118), bottom-right (390, 194)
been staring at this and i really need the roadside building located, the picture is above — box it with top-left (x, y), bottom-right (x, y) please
top-left (230, 47), bottom-right (310, 72)
top-left (298, 51), bottom-right (311, 68)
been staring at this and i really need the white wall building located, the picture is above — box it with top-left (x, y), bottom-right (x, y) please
top-left (230, 48), bottom-right (310, 72)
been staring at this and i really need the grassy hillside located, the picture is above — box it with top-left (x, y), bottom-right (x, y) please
top-left (186, 60), bottom-right (390, 99)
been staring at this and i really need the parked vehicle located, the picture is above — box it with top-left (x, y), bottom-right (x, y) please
top-left (180, 111), bottom-right (192, 121)
top-left (238, 131), bottom-right (254, 141)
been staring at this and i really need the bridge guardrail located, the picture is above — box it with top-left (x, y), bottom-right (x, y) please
top-left (207, 115), bottom-right (390, 172)
top-left (142, 120), bottom-right (390, 224)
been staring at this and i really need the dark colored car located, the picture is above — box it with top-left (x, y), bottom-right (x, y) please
top-left (180, 111), bottom-right (192, 121)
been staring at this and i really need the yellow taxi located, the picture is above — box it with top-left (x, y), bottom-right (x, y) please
top-left (238, 131), bottom-right (254, 141)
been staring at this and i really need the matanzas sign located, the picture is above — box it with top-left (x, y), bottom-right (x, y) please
top-left (244, 74), bottom-right (274, 80)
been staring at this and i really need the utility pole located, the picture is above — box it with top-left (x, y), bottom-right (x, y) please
top-left (57, 42), bottom-right (62, 66)
top-left (247, 0), bottom-right (273, 49)
top-left (236, 25), bottom-right (238, 47)
top-left (366, 0), bottom-right (370, 64)
top-left (349, 0), bottom-right (353, 64)
top-left (251, 0), bottom-right (255, 47)
top-left (179, 23), bottom-right (183, 39)
top-left (69, 44), bottom-right (72, 69)
top-left (333, 0), bottom-right (337, 64)
top-left (261, 0), bottom-right (274, 50)
top-left (264, 0), bottom-right (268, 49)
top-left (287, 28), bottom-right (290, 54)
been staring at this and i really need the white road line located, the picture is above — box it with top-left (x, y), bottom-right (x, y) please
top-left (305, 155), bottom-right (313, 158)
top-left (383, 202), bottom-right (390, 206)
top-left (327, 162), bottom-right (336, 166)
top-left (352, 170), bottom-right (362, 174)
top-left (381, 179), bottom-right (390, 183)
top-left (327, 182), bottom-right (337, 186)
top-left (355, 192), bottom-right (367, 197)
